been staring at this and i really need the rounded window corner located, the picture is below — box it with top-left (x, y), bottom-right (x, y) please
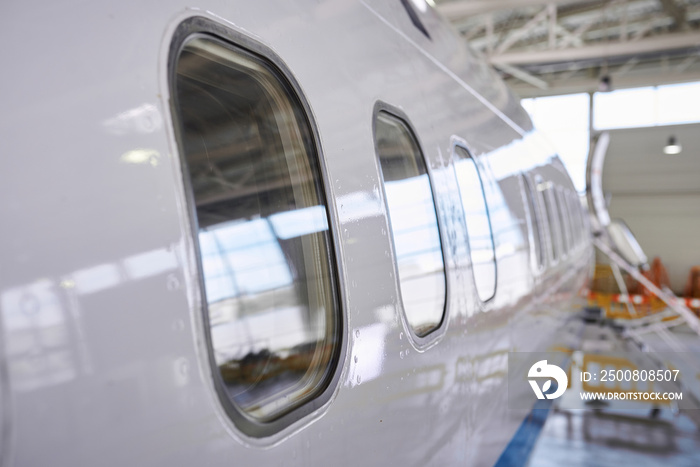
top-left (372, 108), bottom-right (448, 340)
top-left (169, 25), bottom-right (343, 437)
top-left (452, 144), bottom-right (497, 304)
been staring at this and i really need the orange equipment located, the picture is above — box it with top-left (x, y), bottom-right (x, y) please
top-left (684, 266), bottom-right (700, 299)
top-left (641, 257), bottom-right (671, 295)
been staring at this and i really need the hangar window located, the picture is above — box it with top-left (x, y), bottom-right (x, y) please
top-left (454, 145), bottom-right (496, 302)
top-left (171, 35), bottom-right (341, 434)
top-left (374, 111), bottom-right (446, 337)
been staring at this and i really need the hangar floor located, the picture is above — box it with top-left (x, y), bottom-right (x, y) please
top-left (528, 406), bottom-right (700, 467)
top-left (528, 318), bottom-right (700, 467)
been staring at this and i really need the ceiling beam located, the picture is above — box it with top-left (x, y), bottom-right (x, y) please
top-left (509, 68), bottom-right (700, 98)
top-left (676, 54), bottom-right (698, 72)
top-left (548, 3), bottom-right (557, 48)
top-left (614, 57), bottom-right (640, 75)
top-left (658, 0), bottom-right (688, 30)
top-left (494, 7), bottom-right (549, 54)
top-left (437, 0), bottom-right (579, 20)
top-left (494, 63), bottom-right (550, 89)
top-left (555, 24), bottom-right (585, 47)
top-left (490, 31), bottom-right (700, 65)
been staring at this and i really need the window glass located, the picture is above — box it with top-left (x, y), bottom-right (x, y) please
top-left (522, 174), bottom-right (545, 269)
top-left (545, 186), bottom-right (562, 260)
top-left (454, 146), bottom-right (496, 302)
top-left (577, 194), bottom-right (587, 244)
top-left (173, 37), bottom-right (340, 425)
top-left (555, 188), bottom-right (572, 254)
top-left (568, 193), bottom-right (581, 247)
top-left (579, 196), bottom-right (588, 244)
top-left (565, 193), bottom-right (576, 247)
top-left (375, 111), bottom-right (446, 337)
top-left (537, 178), bottom-right (558, 263)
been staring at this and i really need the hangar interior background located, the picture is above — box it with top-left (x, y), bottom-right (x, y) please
top-left (436, 0), bottom-right (700, 294)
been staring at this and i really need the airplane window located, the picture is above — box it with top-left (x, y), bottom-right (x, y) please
top-left (570, 193), bottom-right (583, 247)
top-left (537, 178), bottom-right (559, 264)
top-left (567, 192), bottom-right (577, 249)
top-left (545, 185), bottom-right (563, 260)
top-left (522, 174), bottom-right (545, 270)
top-left (374, 111), bottom-right (446, 337)
top-left (565, 192), bottom-right (578, 248)
top-left (453, 146), bottom-right (496, 302)
top-left (555, 189), bottom-right (572, 254)
top-left (172, 37), bottom-right (341, 430)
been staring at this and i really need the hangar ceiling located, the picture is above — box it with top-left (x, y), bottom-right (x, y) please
top-left (434, 0), bottom-right (700, 97)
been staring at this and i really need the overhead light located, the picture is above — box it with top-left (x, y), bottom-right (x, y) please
top-left (663, 135), bottom-right (682, 155)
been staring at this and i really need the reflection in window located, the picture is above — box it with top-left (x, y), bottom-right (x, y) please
top-left (555, 189), bottom-right (571, 254)
top-left (564, 190), bottom-right (578, 249)
top-left (536, 178), bottom-right (557, 263)
top-left (569, 193), bottom-right (582, 247)
top-left (453, 146), bottom-right (496, 302)
top-left (545, 186), bottom-right (562, 261)
top-left (522, 174), bottom-right (545, 270)
top-left (173, 37), bottom-right (340, 426)
top-left (375, 111), bottom-right (446, 337)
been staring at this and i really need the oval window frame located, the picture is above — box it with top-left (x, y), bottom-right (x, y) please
top-left (166, 16), bottom-right (346, 439)
top-left (450, 139), bottom-right (498, 304)
top-left (371, 101), bottom-right (450, 348)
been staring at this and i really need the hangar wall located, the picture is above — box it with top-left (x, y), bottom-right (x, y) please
top-left (603, 123), bottom-right (700, 294)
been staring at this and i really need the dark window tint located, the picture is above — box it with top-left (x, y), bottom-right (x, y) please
top-left (173, 37), bottom-right (340, 427)
top-left (375, 111), bottom-right (446, 337)
top-left (454, 146), bottom-right (496, 302)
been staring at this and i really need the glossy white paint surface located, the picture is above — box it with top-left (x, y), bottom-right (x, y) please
top-left (0, 1), bottom-right (592, 466)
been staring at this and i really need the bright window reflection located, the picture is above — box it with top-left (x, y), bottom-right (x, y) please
top-left (375, 111), bottom-right (446, 337)
top-left (453, 146), bottom-right (496, 302)
top-left (199, 219), bottom-right (293, 302)
top-left (173, 37), bottom-right (340, 426)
